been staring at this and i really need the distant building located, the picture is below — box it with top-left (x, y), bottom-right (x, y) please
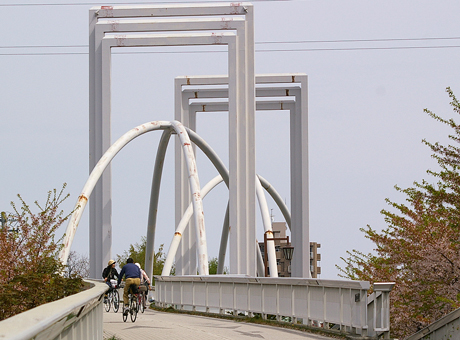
top-left (258, 221), bottom-right (321, 278)
top-left (310, 241), bottom-right (321, 278)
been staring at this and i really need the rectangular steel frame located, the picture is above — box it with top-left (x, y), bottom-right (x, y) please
top-left (89, 3), bottom-right (256, 278)
top-left (175, 74), bottom-right (309, 277)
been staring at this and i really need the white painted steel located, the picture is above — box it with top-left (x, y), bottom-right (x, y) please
top-left (101, 30), bottom-right (238, 276)
top-left (60, 121), bottom-right (208, 274)
top-left (145, 129), bottom-right (173, 285)
top-left (0, 280), bottom-right (107, 340)
top-left (172, 120), bottom-right (209, 275)
top-left (406, 307), bottom-right (460, 340)
top-left (94, 15), bottom-right (246, 277)
top-left (89, 2), bottom-right (256, 278)
top-left (162, 175), bottom-right (224, 276)
top-left (61, 121), bottom-right (171, 265)
top-left (185, 91), bottom-right (295, 275)
top-left (95, 13), bottom-right (245, 276)
top-left (181, 129), bottom-right (294, 277)
top-left (98, 31), bottom-right (239, 276)
top-left (177, 128), bottom-right (291, 277)
top-left (176, 74), bottom-right (309, 278)
top-left (161, 173), bottom-right (281, 277)
top-left (367, 282), bottom-right (394, 339)
top-left (257, 174), bottom-right (292, 229)
top-left (155, 275), bottom-right (380, 337)
top-left (255, 176), bottom-right (278, 277)
top-left (187, 95), bottom-right (296, 278)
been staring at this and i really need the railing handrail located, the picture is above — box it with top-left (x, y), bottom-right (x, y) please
top-left (155, 274), bottom-right (371, 290)
top-left (406, 307), bottom-right (460, 340)
top-left (155, 275), bottom-right (391, 338)
top-left (0, 279), bottom-right (107, 340)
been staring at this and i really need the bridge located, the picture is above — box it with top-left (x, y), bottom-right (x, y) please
top-left (0, 278), bottom-right (456, 340)
top-left (0, 279), bottom-right (392, 340)
top-left (0, 2), bottom-right (396, 339)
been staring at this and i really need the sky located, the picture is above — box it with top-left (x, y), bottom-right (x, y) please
top-left (1, 0), bottom-right (459, 279)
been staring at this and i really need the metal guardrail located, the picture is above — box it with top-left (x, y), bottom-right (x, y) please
top-left (405, 307), bottom-right (460, 340)
top-left (154, 275), bottom-right (394, 338)
top-left (367, 282), bottom-right (393, 339)
top-left (0, 279), bottom-right (107, 340)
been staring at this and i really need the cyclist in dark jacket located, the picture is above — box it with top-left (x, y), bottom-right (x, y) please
top-left (102, 259), bottom-right (119, 290)
top-left (117, 258), bottom-right (141, 314)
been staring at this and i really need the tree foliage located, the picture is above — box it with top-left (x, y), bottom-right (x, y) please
top-left (0, 185), bottom-right (83, 321)
top-left (116, 238), bottom-right (229, 278)
top-left (65, 251), bottom-right (90, 279)
top-left (115, 237), bottom-right (167, 277)
top-left (208, 257), bottom-right (228, 274)
top-left (338, 88), bottom-right (460, 339)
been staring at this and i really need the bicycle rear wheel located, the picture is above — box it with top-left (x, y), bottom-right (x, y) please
top-left (130, 297), bottom-right (138, 322)
top-left (112, 289), bottom-right (120, 313)
top-left (139, 294), bottom-right (145, 313)
top-left (122, 303), bottom-right (128, 322)
top-left (104, 292), bottom-right (110, 312)
top-left (122, 295), bottom-right (129, 322)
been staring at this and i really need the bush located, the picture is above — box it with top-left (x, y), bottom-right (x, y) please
top-left (0, 185), bottom-right (83, 320)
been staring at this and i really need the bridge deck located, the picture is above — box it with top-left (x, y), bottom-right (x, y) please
top-left (103, 308), bottom-right (333, 340)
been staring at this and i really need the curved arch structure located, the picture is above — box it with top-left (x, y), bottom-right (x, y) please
top-left (62, 119), bottom-right (293, 279)
top-left (60, 121), bottom-right (209, 275)
top-left (160, 172), bottom-right (291, 277)
top-left (146, 126), bottom-right (292, 278)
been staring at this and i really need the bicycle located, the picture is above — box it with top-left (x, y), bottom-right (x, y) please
top-left (103, 279), bottom-right (120, 313)
top-left (137, 285), bottom-right (147, 313)
top-left (122, 283), bottom-right (138, 323)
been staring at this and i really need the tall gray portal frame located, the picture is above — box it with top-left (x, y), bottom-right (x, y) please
top-left (89, 3), bottom-right (256, 278)
top-left (175, 74), bottom-right (309, 278)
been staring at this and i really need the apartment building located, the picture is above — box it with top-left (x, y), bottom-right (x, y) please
top-left (258, 221), bottom-right (321, 278)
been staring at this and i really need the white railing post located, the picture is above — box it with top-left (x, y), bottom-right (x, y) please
top-left (367, 282), bottom-right (395, 339)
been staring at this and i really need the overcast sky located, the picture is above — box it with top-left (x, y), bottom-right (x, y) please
top-left (1, 0), bottom-right (459, 279)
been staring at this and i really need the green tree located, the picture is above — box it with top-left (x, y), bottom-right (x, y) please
top-left (338, 88), bottom-right (460, 339)
top-left (208, 257), bottom-right (228, 274)
top-left (116, 237), bottom-right (167, 277)
top-left (0, 185), bottom-right (83, 321)
top-left (208, 257), bottom-right (218, 275)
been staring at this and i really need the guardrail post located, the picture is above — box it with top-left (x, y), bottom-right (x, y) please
top-left (368, 282), bottom-right (395, 339)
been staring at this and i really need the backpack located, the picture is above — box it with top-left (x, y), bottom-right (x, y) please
top-left (102, 267), bottom-right (109, 279)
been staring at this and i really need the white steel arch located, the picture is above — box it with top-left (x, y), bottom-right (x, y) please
top-left (161, 173), bottom-right (292, 277)
top-left (145, 126), bottom-right (286, 278)
top-left (60, 121), bottom-right (210, 275)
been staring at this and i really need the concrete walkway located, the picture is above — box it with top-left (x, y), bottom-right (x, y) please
top-left (103, 308), bottom-right (334, 340)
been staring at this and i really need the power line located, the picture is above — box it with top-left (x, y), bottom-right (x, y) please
top-left (2, 36), bottom-right (460, 50)
top-left (258, 45), bottom-right (460, 52)
top-left (257, 37), bottom-right (460, 44)
top-left (0, 0), bottom-right (295, 7)
top-left (1, 44), bottom-right (460, 56)
top-left (0, 44), bottom-right (87, 49)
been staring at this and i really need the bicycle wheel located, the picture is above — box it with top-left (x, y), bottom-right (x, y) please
top-left (112, 289), bottom-right (120, 313)
top-left (130, 296), bottom-right (138, 322)
top-left (104, 292), bottom-right (110, 312)
top-left (139, 294), bottom-right (145, 313)
top-left (122, 299), bottom-right (128, 322)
